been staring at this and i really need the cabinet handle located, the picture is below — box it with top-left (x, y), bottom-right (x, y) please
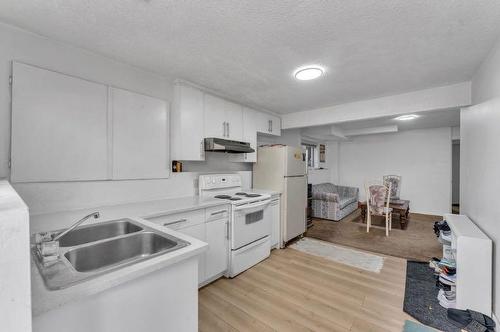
top-left (226, 220), bottom-right (229, 239)
top-left (164, 218), bottom-right (187, 226)
top-left (222, 122), bottom-right (226, 137)
top-left (268, 120), bottom-right (272, 132)
top-left (200, 140), bottom-right (204, 158)
top-left (227, 122), bottom-right (230, 137)
top-left (210, 210), bottom-right (227, 216)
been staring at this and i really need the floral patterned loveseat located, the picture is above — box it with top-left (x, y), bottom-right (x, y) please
top-left (311, 183), bottom-right (359, 221)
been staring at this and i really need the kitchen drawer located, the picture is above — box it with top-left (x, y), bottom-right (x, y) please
top-left (205, 205), bottom-right (230, 222)
top-left (144, 209), bottom-right (205, 230)
top-left (229, 236), bottom-right (270, 277)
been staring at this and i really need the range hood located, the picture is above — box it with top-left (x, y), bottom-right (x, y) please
top-left (204, 137), bottom-right (255, 153)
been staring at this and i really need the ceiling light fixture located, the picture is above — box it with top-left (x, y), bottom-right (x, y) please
top-left (294, 65), bottom-right (324, 81)
top-left (394, 114), bottom-right (419, 121)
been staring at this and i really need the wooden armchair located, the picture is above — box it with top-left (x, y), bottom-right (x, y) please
top-left (365, 180), bottom-right (393, 236)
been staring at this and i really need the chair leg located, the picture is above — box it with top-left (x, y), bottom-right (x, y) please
top-left (385, 214), bottom-right (389, 236)
top-left (366, 214), bottom-right (370, 233)
top-left (389, 214), bottom-right (392, 231)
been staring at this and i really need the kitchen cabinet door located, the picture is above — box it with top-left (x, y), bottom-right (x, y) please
top-left (224, 100), bottom-right (243, 141)
top-left (171, 84), bottom-right (205, 161)
top-left (270, 197), bottom-right (281, 248)
top-left (255, 111), bottom-right (281, 136)
top-left (204, 94), bottom-right (227, 139)
top-left (205, 218), bottom-right (228, 280)
top-left (178, 223), bottom-right (207, 285)
top-left (270, 114), bottom-right (282, 136)
top-left (242, 135), bottom-right (257, 163)
top-left (230, 107), bottom-right (257, 163)
top-left (111, 88), bottom-right (169, 179)
top-left (11, 62), bottom-right (109, 182)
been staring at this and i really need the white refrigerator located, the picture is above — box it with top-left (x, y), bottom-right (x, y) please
top-left (253, 145), bottom-right (307, 246)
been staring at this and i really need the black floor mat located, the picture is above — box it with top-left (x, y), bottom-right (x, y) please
top-left (403, 261), bottom-right (460, 332)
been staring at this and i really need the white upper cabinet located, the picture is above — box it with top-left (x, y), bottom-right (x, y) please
top-left (256, 111), bottom-right (281, 136)
top-left (204, 94), bottom-right (227, 139)
top-left (224, 100), bottom-right (243, 141)
top-left (11, 62), bottom-right (109, 182)
top-left (11, 62), bottom-right (170, 182)
top-left (204, 94), bottom-right (243, 141)
top-left (230, 107), bottom-right (257, 163)
top-left (171, 84), bottom-right (205, 161)
top-left (171, 82), bottom-right (280, 162)
top-left (111, 88), bottom-right (169, 179)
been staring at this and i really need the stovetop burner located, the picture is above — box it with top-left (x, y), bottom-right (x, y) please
top-left (235, 192), bottom-right (262, 198)
top-left (214, 193), bottom-right (262, 201)
top-left (214, 195), bottom-right (232, 199)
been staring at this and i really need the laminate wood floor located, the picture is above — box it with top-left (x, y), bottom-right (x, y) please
top-left (199, 247), bottom-right (413, 332)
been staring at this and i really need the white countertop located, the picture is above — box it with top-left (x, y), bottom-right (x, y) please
top-left (30, 195), bottom-right (229, 233)
top-left (30, 196), bottom-right (229, 316)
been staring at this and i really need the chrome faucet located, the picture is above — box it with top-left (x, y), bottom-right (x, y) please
top-left (53, 212), bottom-right (100, 241)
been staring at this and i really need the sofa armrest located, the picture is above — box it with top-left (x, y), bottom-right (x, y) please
top-left (312, 192), bottom-right (340, 202)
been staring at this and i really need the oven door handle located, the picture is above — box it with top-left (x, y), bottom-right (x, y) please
top-left (234, 200), bottom-right (271, 211)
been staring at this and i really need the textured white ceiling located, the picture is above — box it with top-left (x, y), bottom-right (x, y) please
top-left (1, 1), bottom-right (500, 113)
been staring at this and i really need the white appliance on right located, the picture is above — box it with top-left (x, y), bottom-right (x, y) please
top-left (253, 145), bottom-right (307, 247)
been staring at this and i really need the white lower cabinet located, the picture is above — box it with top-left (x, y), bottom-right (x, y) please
top-left (144, 206), bottom-right (229, 286)
top-left (205, 218), bottom-right (229, 281)
top-left (270, 196), bottom-right (281, 248)
top-left (178, 223), bottom-right (206, 284)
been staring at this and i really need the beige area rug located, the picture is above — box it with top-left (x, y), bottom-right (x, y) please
top-left (306, 209), bottom-right (442, 262)
top-left (290, 237), bottom-right (384, 273)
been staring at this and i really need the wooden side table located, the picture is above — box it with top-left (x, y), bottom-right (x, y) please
top-left (359, 200), bottom-right (410, 229)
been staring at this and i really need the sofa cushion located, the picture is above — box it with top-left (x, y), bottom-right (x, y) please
top-left (312, 183), bottom-right (337, 195)
top-left (339, 196), bottom-right (357, 209)
top-left (312, 192), bottom-right (339, 202)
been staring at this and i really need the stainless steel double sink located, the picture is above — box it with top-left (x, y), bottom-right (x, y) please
top-left (32, 219), bottom-right (190, 290)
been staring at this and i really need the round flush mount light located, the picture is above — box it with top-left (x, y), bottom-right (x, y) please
top-left (294, 65), bottom-right (325, 81)
top-left (394, 114), bottom-right (419, 121)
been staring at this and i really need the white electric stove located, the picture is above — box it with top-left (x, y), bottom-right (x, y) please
top-left (199, 174), bottom-right (272, 277)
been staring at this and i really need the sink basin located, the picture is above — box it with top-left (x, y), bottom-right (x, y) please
top-left (58, 220), bottom-right (143, 247)
top-left (32, 218), bottom-right (190, 290)
top-left (65, 232), bottom-right (178, 272)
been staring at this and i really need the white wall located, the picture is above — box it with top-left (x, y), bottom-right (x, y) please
top-left (468, 36), bottom-right (500, 319)
top-left (306, 142), bottom-right (339, 185)
top-left (307, 169), bottom-right (330, 185)
top-left (472, 37), bottom-right (500, 104)
top-left (0, 22), bottom-right (249, 215)
top-left (338, 128), bottom-right (452, 215)
top-left (460, 99), bottom-right (500, 318)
